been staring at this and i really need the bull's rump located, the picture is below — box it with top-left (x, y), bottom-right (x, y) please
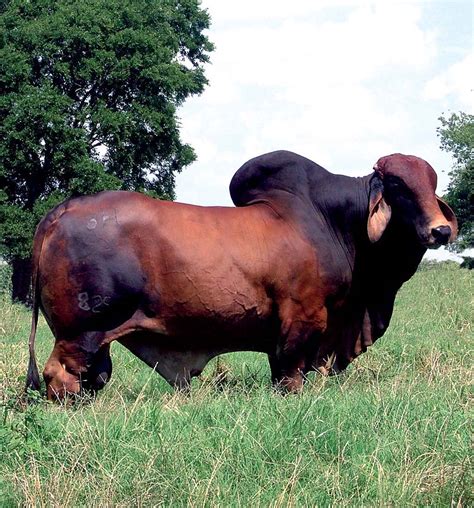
top-left (37, 191), bottom-right (287, 345)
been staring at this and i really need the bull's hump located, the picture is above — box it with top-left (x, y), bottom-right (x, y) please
top-left (229, 150), bottom-right (330, 207)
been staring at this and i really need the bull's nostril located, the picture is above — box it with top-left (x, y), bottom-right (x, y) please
top-left (431, 225), bottom-right (451, 245)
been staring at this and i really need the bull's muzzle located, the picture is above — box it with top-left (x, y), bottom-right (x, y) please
top-left (431, 225), bottom-right (452, 245)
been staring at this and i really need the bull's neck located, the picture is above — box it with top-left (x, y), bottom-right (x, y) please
top-left (310, 173), bottom-right (372, 270)
top-left (316, 173), bottom-right (426, 284)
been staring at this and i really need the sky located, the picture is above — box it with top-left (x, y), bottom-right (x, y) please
top-left (175, 0), bottom-right (472, 209)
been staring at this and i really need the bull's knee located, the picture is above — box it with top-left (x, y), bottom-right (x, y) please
top-left (268, 354), bottom-right (281, 385)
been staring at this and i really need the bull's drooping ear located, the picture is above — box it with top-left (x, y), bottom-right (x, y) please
top-left (367, 174), bottom-right (392, 243)
top-left (436, 195), bottom-right (458, 242)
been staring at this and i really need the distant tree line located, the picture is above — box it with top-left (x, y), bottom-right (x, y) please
top-left (437, 112), bottom-right (474, 261)
top-left (0, 0), bottom-right (213, 304)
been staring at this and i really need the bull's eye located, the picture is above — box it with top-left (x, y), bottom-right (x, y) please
top-left (387, 178), bottom-right (402, 191)
top-left (385, 176), bottom-right (409, 198)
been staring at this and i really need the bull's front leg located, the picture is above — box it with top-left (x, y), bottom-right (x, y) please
top-left (270, 299), bottom-right (327, 393)
top-left (270, 323), bottom-right (312, 393)
top-left (81, 343), bottom-right (113, 393)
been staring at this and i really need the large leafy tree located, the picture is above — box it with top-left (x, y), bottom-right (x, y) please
top-left (0, 0), bottom-right (213, 303)
top-left (437, 112), bottom-right (474, 252)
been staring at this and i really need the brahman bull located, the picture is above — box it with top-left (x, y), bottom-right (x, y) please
top-left (26, 151), bottom-right (457, 400)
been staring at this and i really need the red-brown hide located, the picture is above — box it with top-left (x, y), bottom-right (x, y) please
top-left (25, 151), bottom-right (457, 400)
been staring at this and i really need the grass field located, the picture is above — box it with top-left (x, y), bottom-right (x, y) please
top-left (0, 262), bottom-right (472, 507)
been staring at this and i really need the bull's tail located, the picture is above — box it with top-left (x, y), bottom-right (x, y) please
top-left (25, 219), bottom-right (47, 392)
top-left (26, 271), bottom-right (41, 391)
top-left (25, 201), bottom-right (68, 393)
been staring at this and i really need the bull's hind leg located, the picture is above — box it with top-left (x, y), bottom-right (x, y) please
top-left (119, 333), bottom-right (213, 391)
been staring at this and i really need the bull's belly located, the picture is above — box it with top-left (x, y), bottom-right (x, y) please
top-left (144, 288), bottom-right (276, 350)
top-left (119, 329), bottom-right (266, 387)
top-left (119, 292), bottom-right (277, 386)
top-left (109, 272), bottom-right (277, 386)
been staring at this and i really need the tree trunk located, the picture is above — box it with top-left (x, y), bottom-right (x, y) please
top-left (11, 257), bottom-right (33, 307)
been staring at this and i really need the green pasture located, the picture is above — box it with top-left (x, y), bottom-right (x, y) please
top-left (0, 262), bottom-right (472, 506)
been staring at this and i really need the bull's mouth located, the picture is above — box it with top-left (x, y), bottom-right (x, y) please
top-left (419, 224), bottom-right (452, 248)
top-left (46, 378), bottom-right (81, 401)
top-left (423, 237), bottom-right (450, 249)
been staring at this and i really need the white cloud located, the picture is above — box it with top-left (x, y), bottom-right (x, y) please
top-left (203, 0), bottom-right (334, 22)
top-left (203, 0), bottom-right (434, 23)
top-left (176, 1), bottom-right (468, 206)
top-left (207, 4), bottom-right (434, 90)
top-left (423, 53), bottom-right (474, 110)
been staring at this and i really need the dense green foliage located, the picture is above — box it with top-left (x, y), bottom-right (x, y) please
top-left (438, 112), bottom-right (474, 251)
top-left (0, 262), bottom-right (12, 295)
top-left (1, 263), bottom-right (472, 506)
top-left (0, 0), bottom-right (213, 262)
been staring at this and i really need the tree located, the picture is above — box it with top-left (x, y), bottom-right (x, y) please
top-left (0, 0), bottom-right (213, 304)
top-left (437, 112), bottom-right (474, 252)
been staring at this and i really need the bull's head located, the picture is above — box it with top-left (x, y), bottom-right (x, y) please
top-left (367, 154), bottom-right (457, 246)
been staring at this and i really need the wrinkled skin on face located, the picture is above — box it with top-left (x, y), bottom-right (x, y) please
top-left (26, 151), bottom-right (457, 401)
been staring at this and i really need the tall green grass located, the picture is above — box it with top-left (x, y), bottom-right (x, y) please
top-left (1, 262), bottom-right (472, 506)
